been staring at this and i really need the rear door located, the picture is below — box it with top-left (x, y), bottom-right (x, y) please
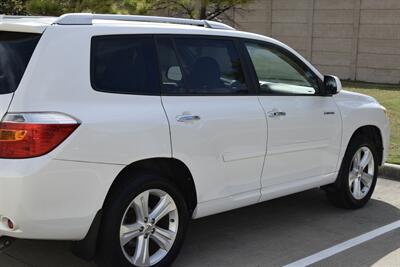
top-left (157, 36), bottom-right (267, 216)
top-left (0, 31), bottom-right (41, 118)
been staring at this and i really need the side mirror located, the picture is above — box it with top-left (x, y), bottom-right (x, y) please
top-left (167, 66), bottom-right (182, 82)
top-left (324, 75), bottom-right (342, 95)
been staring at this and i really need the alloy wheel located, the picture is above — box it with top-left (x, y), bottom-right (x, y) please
top-left (119, 189), bottom-right (179, 266)
top-left (348, 146), bottom-right (375, 200)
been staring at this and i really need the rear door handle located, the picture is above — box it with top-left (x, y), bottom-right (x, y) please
top-left (176, 115), bottom-right (201, 122)
top-left (268, 111), bottom-right (286, 118)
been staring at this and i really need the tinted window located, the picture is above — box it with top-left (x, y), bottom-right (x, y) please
top-left (0, 31), bottom-right (41, 95)
top-left (246, 42), bottom-right (319, 95)
top-left (158, 37), bottom-right (248, 95)
top-left (157, 38), bottom-right (184, 94)
top-left (91, 36), bottom-right (159, 95)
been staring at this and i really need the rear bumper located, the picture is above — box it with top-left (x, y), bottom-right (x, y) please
top-left (0, 156), bottom-right (123, 240)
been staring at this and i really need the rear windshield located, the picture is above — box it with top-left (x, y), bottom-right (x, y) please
top-left (0, 31), bottom-right (41, 95)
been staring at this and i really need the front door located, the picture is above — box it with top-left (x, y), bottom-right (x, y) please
top-left (244, 41), bottom-right (341, 196)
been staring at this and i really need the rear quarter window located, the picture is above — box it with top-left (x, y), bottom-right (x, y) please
top-left (0, 31), bottom-right (41, 95)
top-left (91, 35), bottom-right (160, 95)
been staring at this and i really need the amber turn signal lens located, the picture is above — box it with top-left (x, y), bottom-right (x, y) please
top-left (0, 129), bottom-right (27, 141)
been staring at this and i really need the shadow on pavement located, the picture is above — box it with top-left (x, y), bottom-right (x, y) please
top-left (174, 189), bottom-right (400, 267)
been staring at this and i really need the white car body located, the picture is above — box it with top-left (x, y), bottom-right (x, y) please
top-left (0, 15), bottom-right (389, 242)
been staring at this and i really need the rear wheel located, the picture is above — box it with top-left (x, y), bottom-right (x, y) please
top-left (98, 172), bottom-right (189, 267)
top-left (326, 134), bottom-right (378, 209)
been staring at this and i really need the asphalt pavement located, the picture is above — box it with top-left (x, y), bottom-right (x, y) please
top-left (1, 177), bottom-right (399, 267)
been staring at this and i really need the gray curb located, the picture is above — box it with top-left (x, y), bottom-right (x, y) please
top-left (379, 163), bottom-right (400, 181)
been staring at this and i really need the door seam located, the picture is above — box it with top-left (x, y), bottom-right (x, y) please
top-left (160, 96), bottom-right (174, 158)
top-left (256, 95), bottom-right (269, 202)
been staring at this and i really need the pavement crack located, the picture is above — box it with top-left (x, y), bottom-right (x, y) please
top-left (4, 251), bottom-right (34, 267)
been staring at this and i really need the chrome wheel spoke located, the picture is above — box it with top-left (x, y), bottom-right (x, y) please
top-left (120, 223), bottom-right (142, 246)
top-left (353, 178), bottom-right (362, 199)
top-left (353, 150), bottom-right (361, 169)
top-left (361, 173), bottom-right (373, 187)
top-left (359, 150), bottom-right (372, 169)
top-left (133, 235), bottom-right (150, 266)
top-left (349, 170), bottom-right (358, 184)
top-left (150, 195), bottom-right (176, 223)
top-left (133, 191), bottom-right (150, 222)
top-left (151, 227), bottom-right (175, 251)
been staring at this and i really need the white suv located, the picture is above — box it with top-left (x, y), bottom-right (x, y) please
top-left (0, 13), bottom-right (390, 267)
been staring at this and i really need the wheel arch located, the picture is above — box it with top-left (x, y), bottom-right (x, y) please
top-left (346, 125), bottom-right (384, 166)
top-left (102, 157), bottom-right (198, 215)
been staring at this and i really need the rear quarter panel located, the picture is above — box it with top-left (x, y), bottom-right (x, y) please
top-left (8, 26), bottom-right (172, 165)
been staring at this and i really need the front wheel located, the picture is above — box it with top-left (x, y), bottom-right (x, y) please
top-left (326, 135), bottom-right (378, 209)
top-left (98, 172), bottom-right (189, 267)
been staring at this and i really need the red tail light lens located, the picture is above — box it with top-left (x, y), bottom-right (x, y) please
top-left (0, 113), bottom-right (80, 159)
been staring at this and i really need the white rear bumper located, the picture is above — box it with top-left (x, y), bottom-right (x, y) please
top-left (0, 156), bottom-right (123, 240)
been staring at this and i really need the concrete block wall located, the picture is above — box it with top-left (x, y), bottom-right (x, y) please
top-left (357, 0), bottom-right (400, 83)
top-left (233, 0), bottom-right (400, 84)
top-left (271, 0), bottom-right (312, 59)
top-left (233, 0), bottom-right (272, 36)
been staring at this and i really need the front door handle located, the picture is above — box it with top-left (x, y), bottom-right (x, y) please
top-left (176, 115), bottom-right (201, 122)
top-left (268, 111), bottom-right (286, 118)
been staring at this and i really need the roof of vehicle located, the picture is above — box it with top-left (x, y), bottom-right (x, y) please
top-left (0, 13), bottom-right (235, 33)
top-left (0, 15), bottom-right (56, 33)
top-left (0, 13), bottom-right (323, 79)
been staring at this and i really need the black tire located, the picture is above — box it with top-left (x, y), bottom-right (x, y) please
top-left (325, 134), bottom-right (379, 209)
top-left (97, 171), bottom-right (189, 267)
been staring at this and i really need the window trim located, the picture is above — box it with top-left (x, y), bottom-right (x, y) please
top-left (240, 38), bottom-right (327, 97)
top-left (90, 34), bottom-right (161, 96)
top-left (154, 36), bottom-right (188, 95)
top-left (155, 34), bottom-right (257, 96)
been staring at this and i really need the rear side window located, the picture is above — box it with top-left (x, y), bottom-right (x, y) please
top-left (0, 31), bottom-right (41, 95)
top-left (157, 37), bottom-right (248, 95)
top-left (91, 36), bottom-right (159, 95)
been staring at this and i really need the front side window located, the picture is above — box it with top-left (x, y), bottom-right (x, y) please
top-left (157, 37), bottom-right (248, 95)
top-left (91, 36), bottom-right (159, 95)
top-left (0, 31), bottom-right (41, 95)
top-left (245, 42), bottom-right (319, 95)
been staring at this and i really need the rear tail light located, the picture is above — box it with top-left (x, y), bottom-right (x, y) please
top-left (0, 112), bottom-right (80, 159)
